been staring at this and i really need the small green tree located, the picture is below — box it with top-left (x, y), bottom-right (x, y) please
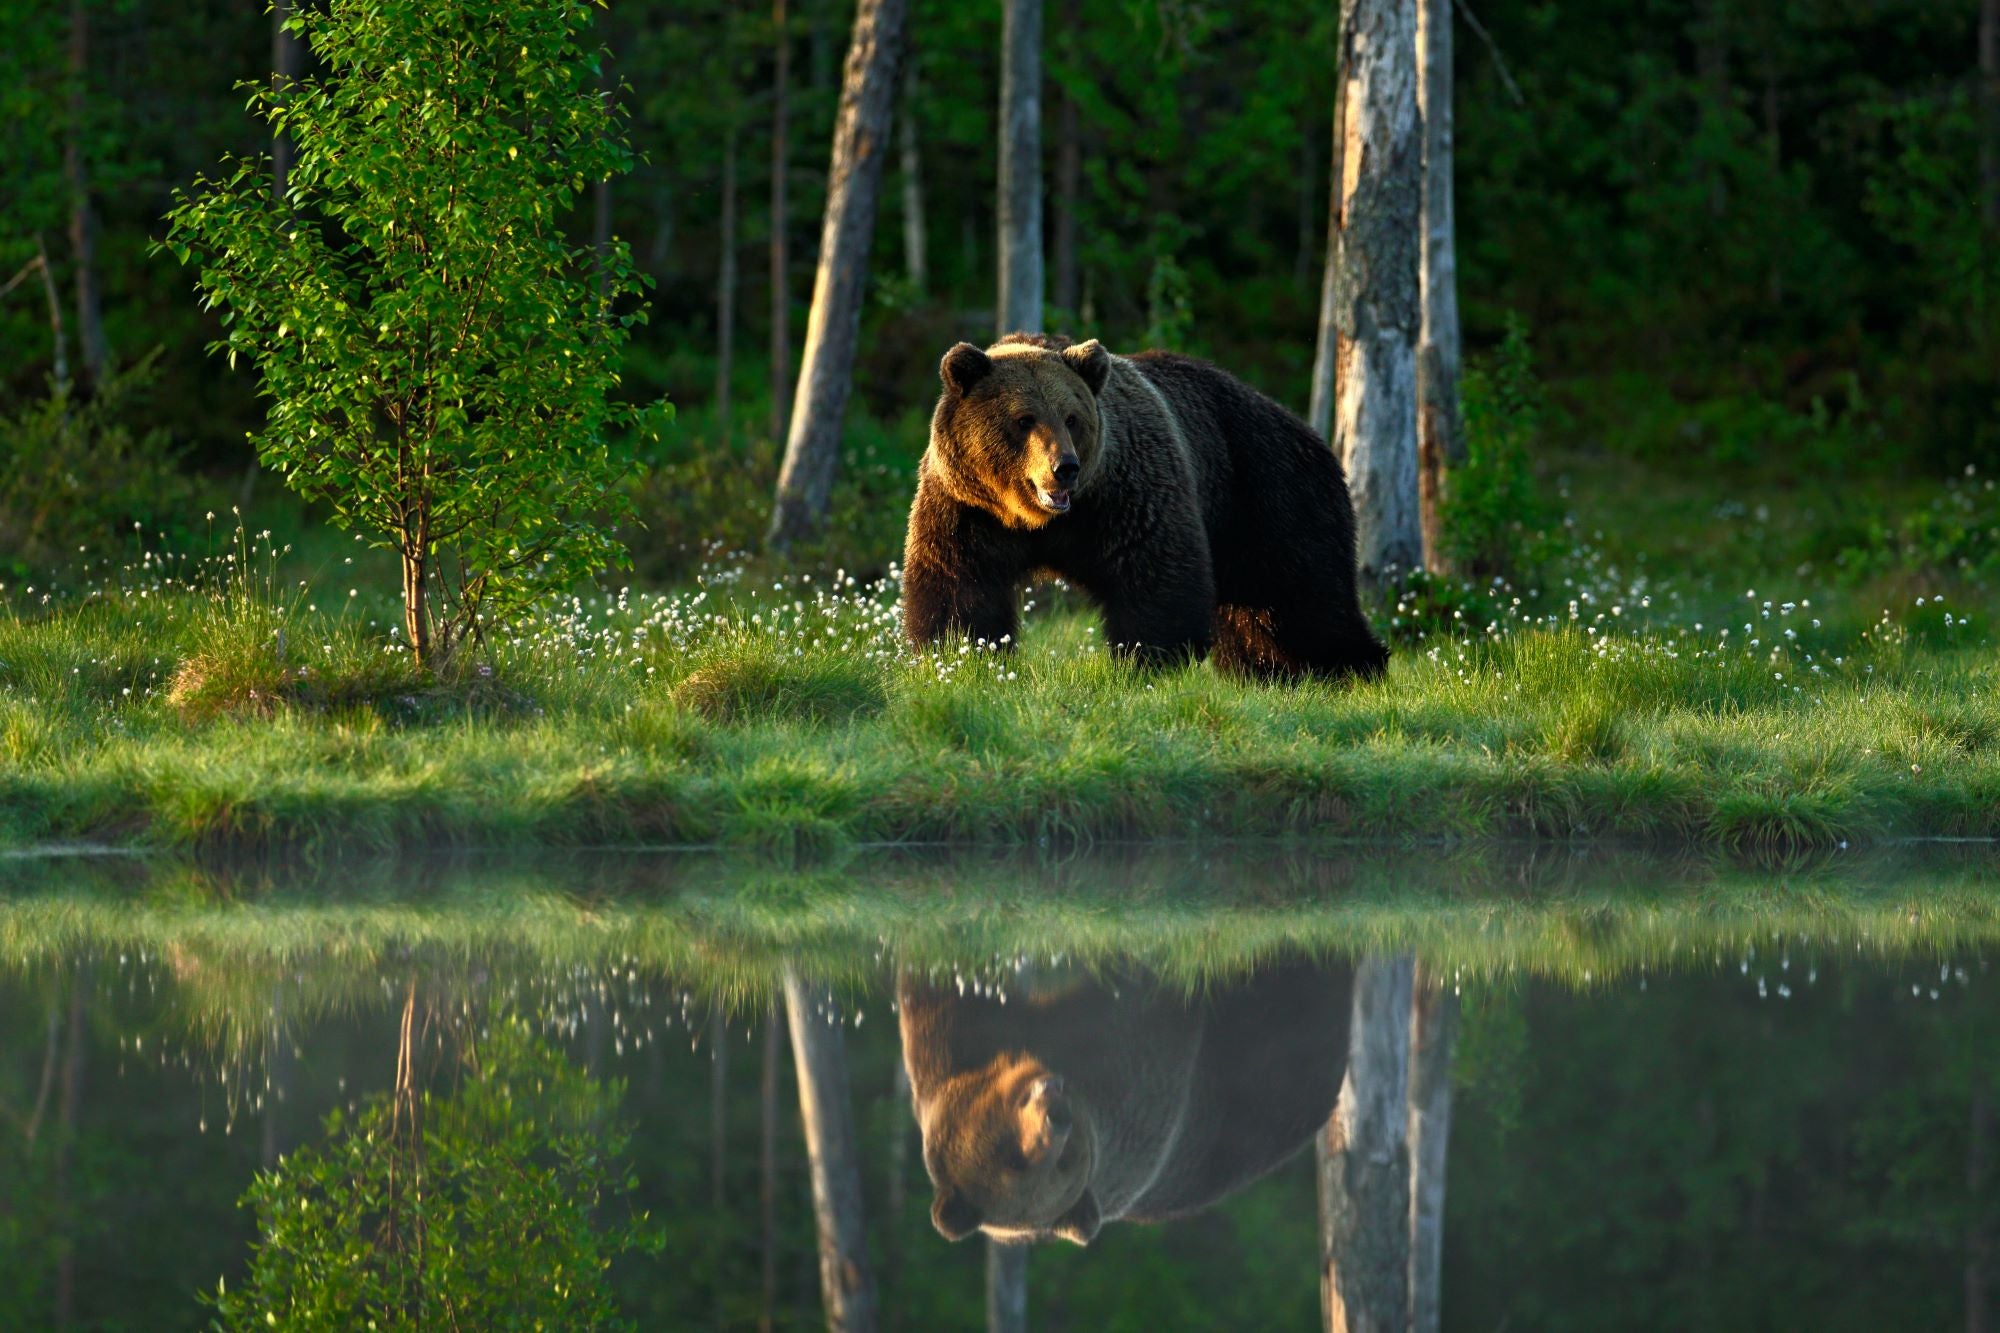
top-left (161, 0), bottom-right (666, 669)
top-left (210, 1015), bottom-right (658, 1332)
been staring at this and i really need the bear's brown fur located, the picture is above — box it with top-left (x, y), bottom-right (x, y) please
top-left (900, 333), bottom-right (1388, 679)
top-left (898, 960), bottom-right (1351, 1246)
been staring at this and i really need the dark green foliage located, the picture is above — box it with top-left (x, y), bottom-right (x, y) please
top-left (0, 352), bottom-right (192, 576)
top-left (1440, 315), bottom-right (1554, 579)
top-left (210, 1014), bottom-right (658, 1332)
top-left (160, 0), bottom-right (668, 665)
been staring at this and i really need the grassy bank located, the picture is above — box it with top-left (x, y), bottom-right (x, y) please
top-left (5, 845), bottom-right (2000, 1032)
top-left (2, 519), bottom-right (1997, 856)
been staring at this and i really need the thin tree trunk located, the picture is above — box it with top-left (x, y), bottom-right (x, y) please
top-left (713, 1007), bottom-right (731, 1329)
top-left (52, 967), bottom-right (87, 1331)
top-left (1330, 0), bottom-right (1423, 583)
top-left (1406, 964), bottom-right (1458, 1333)
top-left (783, 969), bottom-right (879, 1333)
top-left (1307, 86), bottom-right (1342, 441)
top-left (899, 56), bottom-right (927, 294)
top-left (713, 1008), bottom-right (731, 1211)
top-left (761, 1003), bottom-right (785, 1333)
top-left (1296, 110), bottom-right (1319, 291)
top-left (886, 1059), bottom-right (912, 1333)
top-left (997, 0), bottom-right (1044, 335)
top-left (1415, 0), bottom-right (1461, 576)
top-left (1982, 0), bottom-right (1999, 231)
top-left (771, 0), bottom-right (793, 442)
top-left (1317, 954), bottom-right (1413, 1333)
top-left (401, 543), bottom-right (431, 668)
top-left (719, 119), bottom-right (740, 443)
top-left (65, 0), bottom-right (107, 390)
top-left (986, 1241), bottom-right (1029, 1333)
top-left (35, 238), bottom-right (71, 395)
top-left (261, 987), bottom-right (291, 1170)
top-left (766, 0), bottom-right (907, 552)
top-left (1052, 1), bottom-right (1080, 318)
top-left (272, 0), bottom-right (301, 203)
top-left (1970, 1089), bottom-right (1993, 1333)
top-left (23, 999), bottom-right (61, 1149)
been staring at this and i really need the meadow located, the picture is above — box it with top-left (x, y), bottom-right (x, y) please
top-left (4, 450), bottom-right (1996, 860)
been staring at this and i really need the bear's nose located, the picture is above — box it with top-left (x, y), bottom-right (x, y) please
top-left (1053, 458), bottom-right (1079, 487)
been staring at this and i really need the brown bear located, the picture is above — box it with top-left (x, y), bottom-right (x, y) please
top-left (900, 333), bottom-right (1389, 679)
top-left (898, 959), bottom-right (1351, 1246)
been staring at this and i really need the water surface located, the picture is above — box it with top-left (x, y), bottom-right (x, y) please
top-left (3, 846), bottom-right (1997, 1330)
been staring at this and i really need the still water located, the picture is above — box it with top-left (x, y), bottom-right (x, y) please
top-left (3, 845), bottom-right (1999, 1331)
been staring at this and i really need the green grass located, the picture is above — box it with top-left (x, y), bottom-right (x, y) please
top-left (5, 844), bottom-right (2000, 1041)
top-left (3, 456), bottom-right (1997, 859)
top-left (1, 557), bottom-right (1996, 857)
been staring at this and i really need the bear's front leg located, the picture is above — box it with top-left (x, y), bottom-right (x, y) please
top-left (901, 552), bottom-right (1021, 650)
top-left (1094, 530), bottom-right (1216, 668)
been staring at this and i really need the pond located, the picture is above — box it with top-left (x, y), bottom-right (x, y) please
top-left (3, 844), bottom-right (1998, 1331)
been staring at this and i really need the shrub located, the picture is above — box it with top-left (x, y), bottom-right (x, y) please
top-left (0, 351), bottom-right (191, 576)
top-left (1441, 313), bottom-right (1556, 579)
top-left (161, 0), bottom-right (669, 670)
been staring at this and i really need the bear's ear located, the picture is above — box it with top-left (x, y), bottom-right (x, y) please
top-left (1052, 1188), bottom-right (1102, 1246)
top-left (941, 342), bottom-right (993, 395)
top-left (1060, 340), bottom-right (1111, 397)
top-left (931, 1188), bottom-right (982, 1242)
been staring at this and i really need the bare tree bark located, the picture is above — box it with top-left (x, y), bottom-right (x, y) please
top-left (1307, 88), bottom-right (1342, 441)
top-left (997, 0), bottom-right (1044, 335)
top-left (899, 55), bottom-right (927, 294)
top-left (783, 969), bottom-right (879, 1333)
top-left (766, 0), bottom-right (906, 551)
top-left (771, 0), bottom-right (794, 442)
top-left (52, 966), bottom-right (87, 1331)
top-left (1330, 0), bottom-right (1423, 583)
top-left (1317, 954), bottom-right (1413, 1333)
top-left (65, 0), bottom-right (108, 389)
top-left (886, 1058), bottom-right (912, 1333)
top-left (719, 119), bottom-right (741, 443)
top-left (986, 1240), bottom-right (1029, 1333)
top-left (1407, 964), bottom-right (1459, 1333)
top-left (1052, 0), bottom-right (1081, 319)
top-left (1415, 0), bottom-right (1462, 576)
top-left (35, 238), bottom-right (71, 395)
top-left (1983, 0), bottom-right (1999, 231)
top-left (272, 0), bottom-right (302, 203)
top-left (761, 1003), bottom-right (785, 1333)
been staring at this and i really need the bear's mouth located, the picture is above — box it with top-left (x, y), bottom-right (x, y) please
top-left (1035, 486), bottom-right (1072, 514)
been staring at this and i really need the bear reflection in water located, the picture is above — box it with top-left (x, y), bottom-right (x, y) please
top-left (898, 959), bottom-right (1352, 1247)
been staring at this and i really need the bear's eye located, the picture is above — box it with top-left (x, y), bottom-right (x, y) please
top-left (1014, 414), bottom-right (1036, 433)
top-left (1065, 414), bottom-right (1080, 433)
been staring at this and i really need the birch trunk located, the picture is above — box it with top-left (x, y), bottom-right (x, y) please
top-left (767, 0), bottom-right (906, 551)
top-left (718, 119), bottom-right (740, 443)
top-left (1415, 0), bottom-right (1461, 575)
top-left (1331, 0), bottom-right (1422, 582)
top-left (1307, 89), bottom-right (1342, 440)
top-left (783, 968), bottom-right (879, 1333)
top-left (997, 0), bottom-right (1044, 335)
top-left (986, 1241), bottom-right (1029, 1333)
top-left (771, 0), bottom-right (793, 442)
top-left (1052, 0), bottom-right (1081, 317)
top-left (1406, 964), bottom-right (1459, 1333)
top-left (899, 57), bottom-right (927, 293)
top-left (65, 0), bottom-right (107, 389)
top-left (1317, 953), bottom-right (1413, 1333)
top-left (761, 1004), bottom-right (784, 1333)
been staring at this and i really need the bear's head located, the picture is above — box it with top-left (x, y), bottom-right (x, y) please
top-left (923, 335), bottom-right (1113, 530)
top-left (921, 1051), bottom-right (1102, 1246)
